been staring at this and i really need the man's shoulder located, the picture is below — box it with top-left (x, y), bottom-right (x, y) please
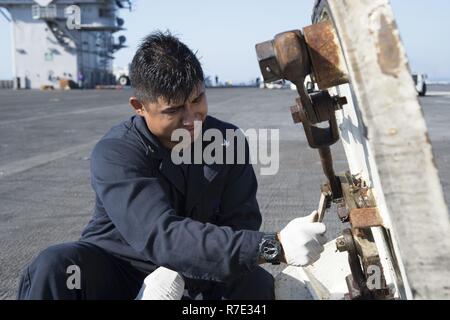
top-left (205, 115), bottom-right (239, 132)
top-left (101, 117), bottom-right (135, 141)
top-left (92, 117), bottom-right (147, 163)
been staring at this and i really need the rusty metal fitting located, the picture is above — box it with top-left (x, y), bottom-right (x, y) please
top-left (256, 21), bottom-right (349, 90)
top-left (349, 208), bottom-right (384, 228)
top-left (303, 20), bottom-right (349, 89)
top-left (337, 201), bottom-right (350, 222)
top-left (255, 40), bottom-right (283, 83)
top-left (255, 30), bottom-right (310, 87)
top-left (336, 236), bottom-right (347, 252)
top-left (333, 96), bottom-right (348, 110)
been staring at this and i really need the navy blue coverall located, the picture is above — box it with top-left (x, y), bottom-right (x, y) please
top-left (17, 115), bottom-right (274, 300)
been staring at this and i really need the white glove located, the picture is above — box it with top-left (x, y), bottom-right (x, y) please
top-left (135, 267), bottom-right (185, 300)
top-left (279, 210), bottom-right (327, 267)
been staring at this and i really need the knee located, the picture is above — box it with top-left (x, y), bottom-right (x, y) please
top-left (248, 267), bottom-right (274, 297)
top-left (226, 267), bottom-right (274, 300)
top-left (17, 242), bottom-right (84, 300)
top-left (27, 243), bottom-right (80, 276)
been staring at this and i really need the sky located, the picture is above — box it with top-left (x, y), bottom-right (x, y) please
top-left (0, 0), bottom-right (449, 83)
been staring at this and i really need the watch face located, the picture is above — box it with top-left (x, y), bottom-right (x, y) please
top-left (261, 239), bottom-right (281, 261)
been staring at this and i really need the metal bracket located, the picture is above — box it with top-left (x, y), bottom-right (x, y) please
top-left (335, 173), bottom-right (393, 300)
top-left (255, 22), bottom-right (349, 200)
top-left (255, 18), bottom-right (394, 300)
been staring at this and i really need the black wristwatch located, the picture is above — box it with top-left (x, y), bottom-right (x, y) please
top-left (259, 233), bottom-right (282, 265)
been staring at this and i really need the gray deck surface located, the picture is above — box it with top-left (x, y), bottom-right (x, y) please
top-left (1, 85), bottom-right (449, 299)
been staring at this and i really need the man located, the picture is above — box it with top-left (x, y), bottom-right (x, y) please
top-left (17, 31), bottom-right (327, 300)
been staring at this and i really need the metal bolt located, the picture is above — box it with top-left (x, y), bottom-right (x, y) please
top-left (255, 40), bottom-right (282, 83)
top-left (336, 237), bottom-right (347, 252)
top-left (333, 96), bottom-right (348, 110)
top-left (337, 202), bottom-right (350, 223)
top-left (338, 96), bottom-right (348, 106)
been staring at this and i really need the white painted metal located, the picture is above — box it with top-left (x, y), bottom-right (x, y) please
top-left (325, 0), bottom-right (450, 300)
top-left (275, 241), bottom-right (350, 300)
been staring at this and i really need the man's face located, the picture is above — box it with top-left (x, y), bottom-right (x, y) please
top-left (130, 83), bottom-right (208, 149)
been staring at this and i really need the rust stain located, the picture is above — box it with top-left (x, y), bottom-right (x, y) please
top-left (388, 128), bottom-right (398, 136)
top-left (304, 20), bottom-right (348, 89)
top-left (377, 14), bottom-right (401, 78)
top-left (349, 208), bottom-right (384, 228)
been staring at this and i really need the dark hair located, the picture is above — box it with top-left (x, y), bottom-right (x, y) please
top-left (130, 30), bottom-right (204, 104)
